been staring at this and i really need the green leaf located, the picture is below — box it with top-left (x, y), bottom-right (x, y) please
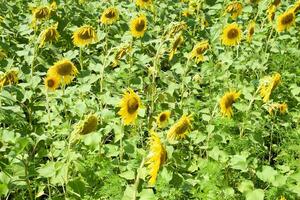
top-left (38, 162), bottom-right (56, 178)
top-left (139, 189), bottom-right (156, 200)
top-left (238, 180), bottom-right (254, 193)
top-left (246, 189), bottom-right (264, 200)
top-left (256, 166), bottom-right (277, 184)
top-left (119, 171), bottom-right (135, 180)
top-left (229, 154), bottom-right (248, 171)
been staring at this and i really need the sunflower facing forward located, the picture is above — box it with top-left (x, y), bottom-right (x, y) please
top-left (73, 25), bottom-right (97, 47)
top-left (100, 7), bottom-right (119, 25)
top-left (47, 59), bottom-right (78, 85)
top-left (277, 9), bottom-right (295, 32)
top-left (259, 73), bottom-right (281, 102)
top-left (130, 14), bottom-right (147, 38)
top-left (219, 91), bottom-right (240, 118)
top-left (39, 23), bottom-right (59, 47)
top-left (136, 0), bottom-right (153, 9)
top-left (167, 115), bottom-right (192, 141)
top-left (156, 111), bottom-right (171, 128)
top-left (191, 40), bottom-right (209, 63)
top-left (147, 130), bottom-right (167, 185)
top-left (118, 89), bottom-right (142, 125)
top-left (44, 76), bottom-right (60, 91)
top-left (221, 23), bottom-right (242, 46)
top-left (247, 21), bottom-right (255, 42)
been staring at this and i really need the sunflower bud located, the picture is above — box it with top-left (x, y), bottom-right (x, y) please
top-left (74, 114), bottom-right (99, 135)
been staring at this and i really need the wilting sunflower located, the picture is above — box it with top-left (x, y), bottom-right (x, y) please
top-left (247, 21), bottom-right (255, 42)
top-left (219, 90), bottom-right (240, 118)
top-left (47, 59), bottom-right (78, 85)
top-left (268, 103), bottom-right (287, 115)
top-left (190, 40), bottom-right (209, 63)
top-left (221, 23), bottom-right (242, 46)
top-left (259, 72), bottom-right (281, 102)
top-left (147, 130), bottom-right (167, 185)
top-left (32, 6), bottom-right (50, 21)
top-left (167, 115), bottom-right (192, 141)
top-left (136, 0), bottom-right (153, 9)
top-left (118, 89), bottom-right (142, 125)
top-left (267, 5), bottom-right (276, 22)
top-left (0, 68), bottom-right (18, 90)
top-left (100, 7), bottom-right (119, 25)
top-left (44, 76), bottom-right (60, 91)
top-left (226, 2), bottom-right (243, 20)
top-left (156, 111), bottom-right (171, 128)
top-left (277, 9), bottom-right (295, 32)
top-left (130, 14), bottom-right (147, 38)
top-left (169, 34), bottom-right (184, 61)
top-left (112, 44), bottom-right (132, 67)
top-left (73, 25), bottom-right (97, 47)
top-left (74, 114), bottom-right (98, 135)
top-left (39, 23), bottom-right (59, 47)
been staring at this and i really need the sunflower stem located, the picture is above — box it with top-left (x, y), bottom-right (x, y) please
top-left (45, 89), bottom-right (51, 127)
top-left (79, 47), bottom-right (83, 70)
top-left (133, 157), bottom-right (145, 200)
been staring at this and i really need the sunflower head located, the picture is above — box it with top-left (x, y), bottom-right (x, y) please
top-left (169, 34), bottom-right (184, 61)
top-left (73, 25), bottom-right (97, 47)
top-left (0, 68), bottom-right (19, 90)
top-left (247, 21), bottom-right (255, 42)
top-left (32, 6), bottom-right (50, 20)
top-left (272, 0), bottom-right (281, 7)
top-left (44, 76), bottom-right (60, 91)
top-left (191, 40), bottom-right (209, 63)
top-left (74, 114), bottom-right (99, 135)
top-left (259, 73), bottom-right (281, 102)
top-left (39, 23), bottom-right (59, 47)
top-left (268, 103), bottom-right (287, 115)
top-left (219, 91), bottom-right (240, 118)
top-left (156, 111), bottom-right (171, 128)
top-left (100, 7), bottom-right (119, 25)
top-left (221, 23), bottom-right (242, 46)
top-left (48, 59), bottom-right (78, 85)
top-left (147, 130), bottom-right (167, 185)
top-left (118, 89), bottom-right (142, 125)
top-left (277, 9), bottom-right (295, 32)
top-left (136, 0), bottom-right (153, 9)
top-left (267, 5), bottom-right (276, 22)
top-left (167, 115), bottom-right (192, 141)
top-left (112, 44), bottom-right (132, 67)
top-left (226, 2), bottom-right (243, 20)
top-left (130, 14), bottom-right (147, 38)
top-left (293, 1), bottom-right (300, 13)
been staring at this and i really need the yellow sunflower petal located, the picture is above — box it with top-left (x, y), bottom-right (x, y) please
top-left (221, 23), bottom-right (242, 46)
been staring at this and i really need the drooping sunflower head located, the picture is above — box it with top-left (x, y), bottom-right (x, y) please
top-left (293, 1), bottom-right (300, 13)
top-left (73, 25), bottom-right (97, 47)
top-left (267, 5), bottom-right (276, 22)
top-left (136, 0), bottom-right (153, 9)
top-left (118, 88), bottom-right (142, 125)
top-left (277, 9), bottom-right (295, 32)
top-left (191, 40), bottom-right (209, 63)
top-left (167, 115), bottom-right (192, 141)
top-left (130, 14), bottom-right (147, 38)
top-left (221, 23), bottom-right (242, 46)
top-left (44, 76), bottom-right (60, 91)
top-left (32, 6), bottom-right (50, 20)
top-left (219, 90), bottom-right (240, 118)
top-left (74, 114), bottom-right (99, 135)
top-left (47, 59), bottom-right (78, 85)
top-left (156, 111), bottom-right (171, 128)
top-left (112, 44), bottom-right (132, 67)
top-left (259, 72), bottom-right (281, 102)
top-left (100, 7), bottom-right (119, 25)
top-left (247, 21), bottom-right (255, 42)
top-left (39, 23), bottom-right (59, 47)
top-left (226, 2), bottom-right (243, 20)
top-left (169, 34), bottom-right (184, 61)
top-left (0, 68), bottom-right (19, 90)
top-left (147, 130), bottom-right (167, 185)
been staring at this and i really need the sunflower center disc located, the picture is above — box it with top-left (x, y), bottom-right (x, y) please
top-left (127, 98), bottom-right (139, 114)
top-left (227, 28), bottom-right (238, 39)
top-left (159, 114), bottom-right (167, 122)
top-left (57, 63), bottom-right (73, 76)
top-left (224, 96), bottom-right (235, 109)
top-left (135, 20), bottom-right (145, 32)
top-left (281, 13), bottom-right (294, 25)
top-left (47, 79), bottom-right (55, 87)
top-left (174, 121), bottom-right (189, 136)
top-left (249, 27), bottom-right (254, 35)
top-left (35, 7), bottom-right (49, 19)
top-left (80, 30), bottom-right (93, 40)
top-left (105, 11), bottom-right (115, 18)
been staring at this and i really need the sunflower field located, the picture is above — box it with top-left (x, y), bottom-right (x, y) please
top-left (1, 0), bottom-right (300, 199)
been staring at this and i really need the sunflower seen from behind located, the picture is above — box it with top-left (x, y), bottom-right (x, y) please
top-left (73, 25), bottom-right (97, 47)
top-left (39, 23), bottom-right (59, 47)
top-left (100, 7), bottom-right (119, 25)
top-left (167, 115), bottom-right (192, 141)
top-left (130, 14), bottom-right (147, 38)
top-left (277, 9), bottom-right (295, 32)
top-left (219, 90), bottom-right (240, 118)
top-left (221, 23), bottom-right (242, 46)
top-left (156, 111), bottom-right (171, 128)
top-left (44, 76), bottom-right (60, 91)
top-left (136, 0), bottom-right (153, 9)
top-left (191, 40), bottom-right (209, 63)
top-left (147, 130), bottom-right (167, 185)
top-left (118, 89), bottom-right (142, 125)
top-left (48, 59), bottom-right (78, 85)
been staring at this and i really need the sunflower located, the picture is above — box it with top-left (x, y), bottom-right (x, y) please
top-left (73, 25), bottom-right (97, 47)
top-left (47, 59), bottom-right (78, 85)
top-left (219, 91), bottom-right (240, 118)
top-left (112, 44), bottom-right (132, 67)
top-left (136, 0), bottom-right (152, 9)
top-left (267, 5), bottom-right (276, 22)
top-left (74, 114), bottom-right (98, 135)
top-left (44, 76), bottom-right (60, 91)
top-left (169, 34), bottom-right (184, 61)
top-left (247, 21), bottom-right (255, 42)
top-left (268, 103), bottom-right (287, 115)
top-left (277, 9), bottom-right (295, 32)
top-left (100, 7), bottom-right (119, 25)
top-left (0, 68), bottom-right (18, 90)
top-left (118, 89), bottom-right (142, 125)
top-left (259, 73), bottom-right (281, 102)
top-left (32, 6), bottom-right (50, 21)
top-left (130, 14), bottom-right (147, 38)
top-left (39, 23), bottom-right (59, 47)
top-left (272, 0), bottom-right (281, 7)
top-left (156, 111), bottom-right (171, 128)
top-left (167, 115), bottom-right (192, 141)
top-left (221, 23), bottom-right (242, 46)
top-left (293, 1), bottom-right (300, 13)
top-left (146, 130), bottom-right (167, 185)
top-left (190, 40), bottom-right (209, 63)
top-left (226, 2), bottom-right (243, 20)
